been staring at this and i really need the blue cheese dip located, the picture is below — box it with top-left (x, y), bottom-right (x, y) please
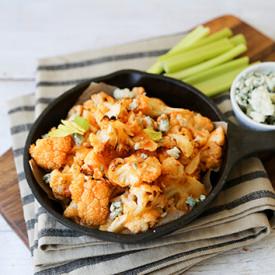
top-left (235, 71), bottom-right (275, 124)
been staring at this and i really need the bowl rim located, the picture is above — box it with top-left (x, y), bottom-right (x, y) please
top-left (23, 69), bottom-right (230, 243)
top-left (230, 62), bottom-right (275, 130)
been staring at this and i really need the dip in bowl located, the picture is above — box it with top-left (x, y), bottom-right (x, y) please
top-left (230, 62), bottom-right (275, 131)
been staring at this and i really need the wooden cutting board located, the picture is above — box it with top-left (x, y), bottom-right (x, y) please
top-left (0, 150), bottom-right (29, 246)
top-left (0, 15), bottom-right (275, 248)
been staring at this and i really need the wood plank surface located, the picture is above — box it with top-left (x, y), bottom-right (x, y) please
top-left (0, 150), bottom-right (28, 246)
top-left (0, 14), bottom-right (274, 249)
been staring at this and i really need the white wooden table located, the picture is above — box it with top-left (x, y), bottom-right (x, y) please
top-left (1, 1), bottom-right (275, 274)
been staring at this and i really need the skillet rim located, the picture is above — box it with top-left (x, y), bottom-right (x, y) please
top-left (23, 69), bottom-right (231, 243)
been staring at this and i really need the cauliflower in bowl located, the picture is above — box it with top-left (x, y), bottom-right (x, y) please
top-left (29, 84), bottom-right (225, 234)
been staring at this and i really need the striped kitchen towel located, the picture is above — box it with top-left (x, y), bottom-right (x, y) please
top-left (7, 30), bottom-right (275, 275)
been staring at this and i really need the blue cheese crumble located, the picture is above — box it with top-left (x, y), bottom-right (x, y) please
top-left (113, 88), bottom-right (136, 99)
top-left (235, 71), bottom-right (275, 124)
top-left (144, 116), bottom-right (153, 127)
top-left (186, 195), bottom-right (206, 208)
top-left (158, 116), bottom-right (169, 132)
top-left (110, 201), bottom-right (123, 220)
top-left (133, 143), bottom-right (140, 150)
top-left (129, 99), bottom-right (138, 110)
top-left (166, 147), bottom-right (181, 159)
top-left (140, 153), bottom-right (148, 159)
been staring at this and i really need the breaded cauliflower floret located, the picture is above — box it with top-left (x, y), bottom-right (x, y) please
top-left (136, 95), bottom-right (179, 117)
top-left (132, 133), bottom-right (158, 152)
top-left (49, 169), bottom-right (71, 199)
top-left (158, 135), bottom-right (177, 150)
top-left (49, 163), bottom-right (85, 200)
top-left (193, 113), bottom-right (214, 132)
top-left (82, 144), bottom-right (124, 178)
top-left (185, 153), bottom-right (201, 176)
top-left (125, 184), bottom-right (166, 214)
top-left (123, 184), bottom-right (166, 233)
top-left (73, 147), bottom-right (90, 165)
top-left (161, 157), bottom-right (185, 184)
top-left (83, 92), bottom-right (116, 126)
top-left (102, 183), bottom-right (166, 233)
top-left (89, 92), bottom-right (115, 106)
top-left (124, 209), bottom-right (161, 233)
top-left (107, 154), bottom-right (161, 187)
top-left (165, 176), bottom-right (206, 212)
top-left (200, 126), bottom-right (225, 171)
top-left (29, 136), bottom-right (73, 170)
top-left (69, 166), bottom-right (85, 202)
top-left (89, 120), bottom-right (133, 154)
top-left (82, 149), bottom-right (108, 178)
top-left (169, 133), bottom-right (193, 158)
top-left (126, 111), bottom-right (144, 135)
top-left (207, 126), bottom-right (225, 145)
top-left (65, 179), bottom-right (112, 226)
top-left (169, 111), bottom-right (214, 132)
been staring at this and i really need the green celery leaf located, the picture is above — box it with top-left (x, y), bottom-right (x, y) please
top-left (74, 116), bottom-right (90, 131)
top-left (143, 127), bottom-right (162, 141)
top-left (48, 117), bottom-right (89, 138)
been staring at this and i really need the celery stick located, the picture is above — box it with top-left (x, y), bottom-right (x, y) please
top-left (147, 61), bottom-right (163, 74)
top-left (167, 44), bottom-right (247, 79)
top-left (194, 28), bottom-right (233, 47)
top-left (147, 26), bottom-right (209, 74)
top-left (183, 57), bottom-right (249, 84)
top-left (164, 26), bottom-right (209, 56)
top-left (194, 65), bottom-right (248, 97)
top-left (229, 34), bottom-right (246, 46)
top-left (162, 38), bottom-right (233, 73)
top-left (159, 28), bottom-right (233, 62)
top-left (147, 27), bottom-right (234, 74)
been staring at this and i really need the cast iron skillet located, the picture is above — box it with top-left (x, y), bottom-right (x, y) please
top-left (24, 69), bottom-right (275, 243)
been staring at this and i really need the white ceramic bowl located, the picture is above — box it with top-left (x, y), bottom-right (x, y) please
top-left (230, 62), bottom-right (275, 131)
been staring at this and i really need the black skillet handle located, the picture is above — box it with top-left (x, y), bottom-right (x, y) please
top-left (228, 122), bottom-right (275, 166)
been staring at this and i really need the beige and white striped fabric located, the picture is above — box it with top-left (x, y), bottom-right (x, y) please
top-left (7, 31), bottom-right (275, 274)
